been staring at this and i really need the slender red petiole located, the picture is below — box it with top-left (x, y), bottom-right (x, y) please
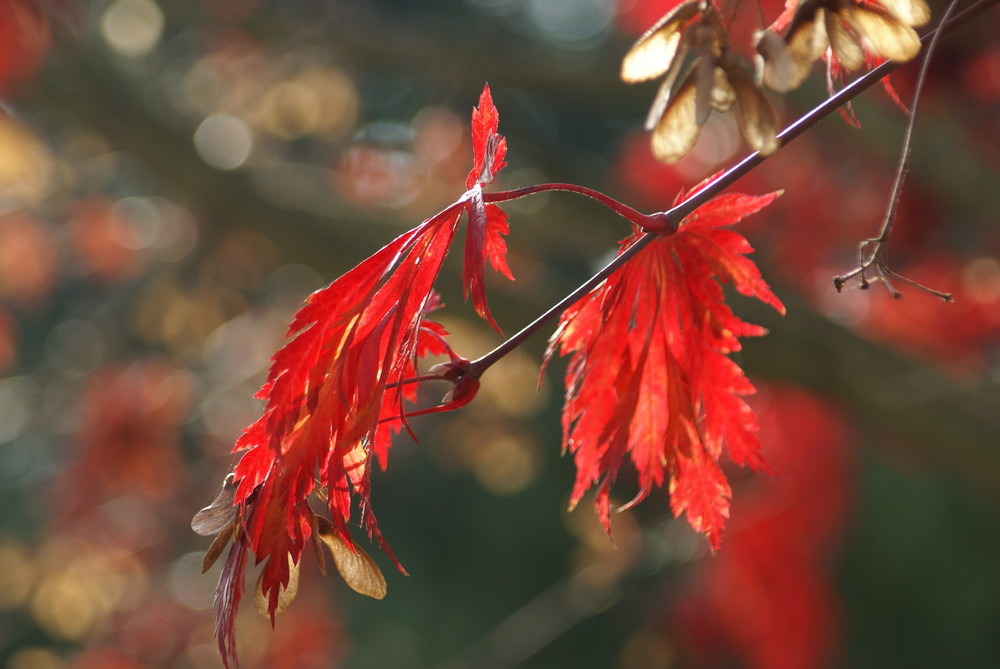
top-left (384, 374), bottom-right (447, 392)
top-left (485, 183), bottom-right (675, 233)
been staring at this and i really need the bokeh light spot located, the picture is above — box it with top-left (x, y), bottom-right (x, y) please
top-left (470, 435), bottom-right (540, 495)
top-left (525, 0), bottom-right (613, 49)
top-left (0, 539), bottom-right (36, 609)
top-left (45, 319), bottom-right (106, 377)
top-left (100, 0), bottom-right (165, 59)
top-left (193, 114), bottom-right (254, 171)
top-left (962, 256), bottom-right (1000, 304)
top-left (169, 551), bottom-right (215, 610)
top-left (6, 648), bottom-right (66, 669)
top-left (0, 115), bottom-right (52, 209)
top-left (0, 376), bottom-right (38, 444)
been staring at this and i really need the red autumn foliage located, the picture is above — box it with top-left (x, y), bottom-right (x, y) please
top-left (67, 196), bottom-right (147, 283)
top-left (60, 359), bottom-right (194, 516)
top-left (546, 180), bottom-right (785, 549)
top-left (68, 648), bottom-right (144, 669)
top-left (854, 254), bottom-right (1000, 371)
top-left (0, 0), bottom-right (50, 94)
top-left (0, 211), bottom-right (57, 310)
top-left (215, 84), bottom-right (512, 668)
top-left (672, 384), bottom-right (853, 669)
top-left (250, 590), bottom-right (346, 669)
top-left (0, 306), bottom-right (15, 372)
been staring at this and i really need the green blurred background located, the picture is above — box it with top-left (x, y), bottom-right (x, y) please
top-left (0, 0), bottom-right (998, 667)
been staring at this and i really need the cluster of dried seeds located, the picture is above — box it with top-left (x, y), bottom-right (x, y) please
top-left (623, 0), bottom-right (931, 162)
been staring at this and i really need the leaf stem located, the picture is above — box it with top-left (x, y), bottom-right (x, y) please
top-left (485, 182), bottom-right (673, 231)
top-left (385, 374), bottom-right (445, 391)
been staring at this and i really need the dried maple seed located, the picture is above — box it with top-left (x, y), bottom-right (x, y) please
top-left (620, 0), bottom-right (701, 84)
top-left (878, 0), bottom-right (931, 27)
top-left (316, 517), bottom-right (387, 600)
top-left (623, 6), bottom-right (778, 162)
top-left (192, 473), bottom-right (241, 573)
top-left (757, 0), bottom-right (927, 93)
top-left (255, 553), bottom-right (301, 618)
top-left (755, 26), bottom-right (826, 93)
top-left (721, 54), bottom-right (780, 157)
top-left (191, 472), bottom-right (237, 536)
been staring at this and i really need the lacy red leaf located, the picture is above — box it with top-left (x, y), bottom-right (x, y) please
top-left (211, 84), bottom-right (512, 668)
top-left (547, 186), bottom-right (784, 549)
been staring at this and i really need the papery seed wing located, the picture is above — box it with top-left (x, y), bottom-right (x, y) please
top-left (254, 553), bottom-right (300, 618)
top-left (643, 47), bottom-right (691, 130)
top-left (878, 0), bottom-right (930, 26)
top-left (710, 67), bottom-right (736, 113)
top-left (694, 56), bottom-right (717, 125)
top-left (850, 6), bottom-right (922, 62)
top-left (758, 14), bottom-right (828, 92)
top-left (319, 531), bottom-right (388, 600)
top-left (651, 73), bottom-right (701, 163)
top-left (727, 65), bottom-right (780, 156)
top-left (201, 524), bottom-right (235, 573)
top-left (828, 10), bottom-right (866, 71)
top-left (621, 0), bottom-right (700, 83)
top-left (192, 474), bottom-right (237, 536)
top-left (757, 30), bottom-right (795, 91)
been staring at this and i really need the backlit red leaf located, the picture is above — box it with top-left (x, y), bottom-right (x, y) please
top-left (467, 83), bottom-right (508, 188)
top-left (547, 188), bottom-right (783, 549)
top-left (209, 84), bottom-right (514, 668)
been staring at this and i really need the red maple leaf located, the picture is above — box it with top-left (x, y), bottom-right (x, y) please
top-left (546, 182), bottom-right (784, 549)
top-left (210, 84), bottom-right (512, 668)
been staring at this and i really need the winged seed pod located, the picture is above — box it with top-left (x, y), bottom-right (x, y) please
top-left (620, 0), bottom-right (701, 85)
top-left (255, 554), bottom-right (300, 617)
top-left (879, 0), bottom-right (931, 27)
top-left (315, 516), bottom-right (387, 600)
top-left (622, 4), bottom-right (778, 163)
top-left (248, 515), bottom-right (387, 619)
top-left (757, 0), bottom-right (929, 93)
top-left (191, 473), bottom-right (240, 573)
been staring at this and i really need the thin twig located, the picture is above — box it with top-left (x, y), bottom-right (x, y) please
top-left (833, 0), bottom-right (962, 300)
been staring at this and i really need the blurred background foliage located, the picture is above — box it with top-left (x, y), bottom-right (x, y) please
top-left (0, 0), bottom-right (998, 667)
